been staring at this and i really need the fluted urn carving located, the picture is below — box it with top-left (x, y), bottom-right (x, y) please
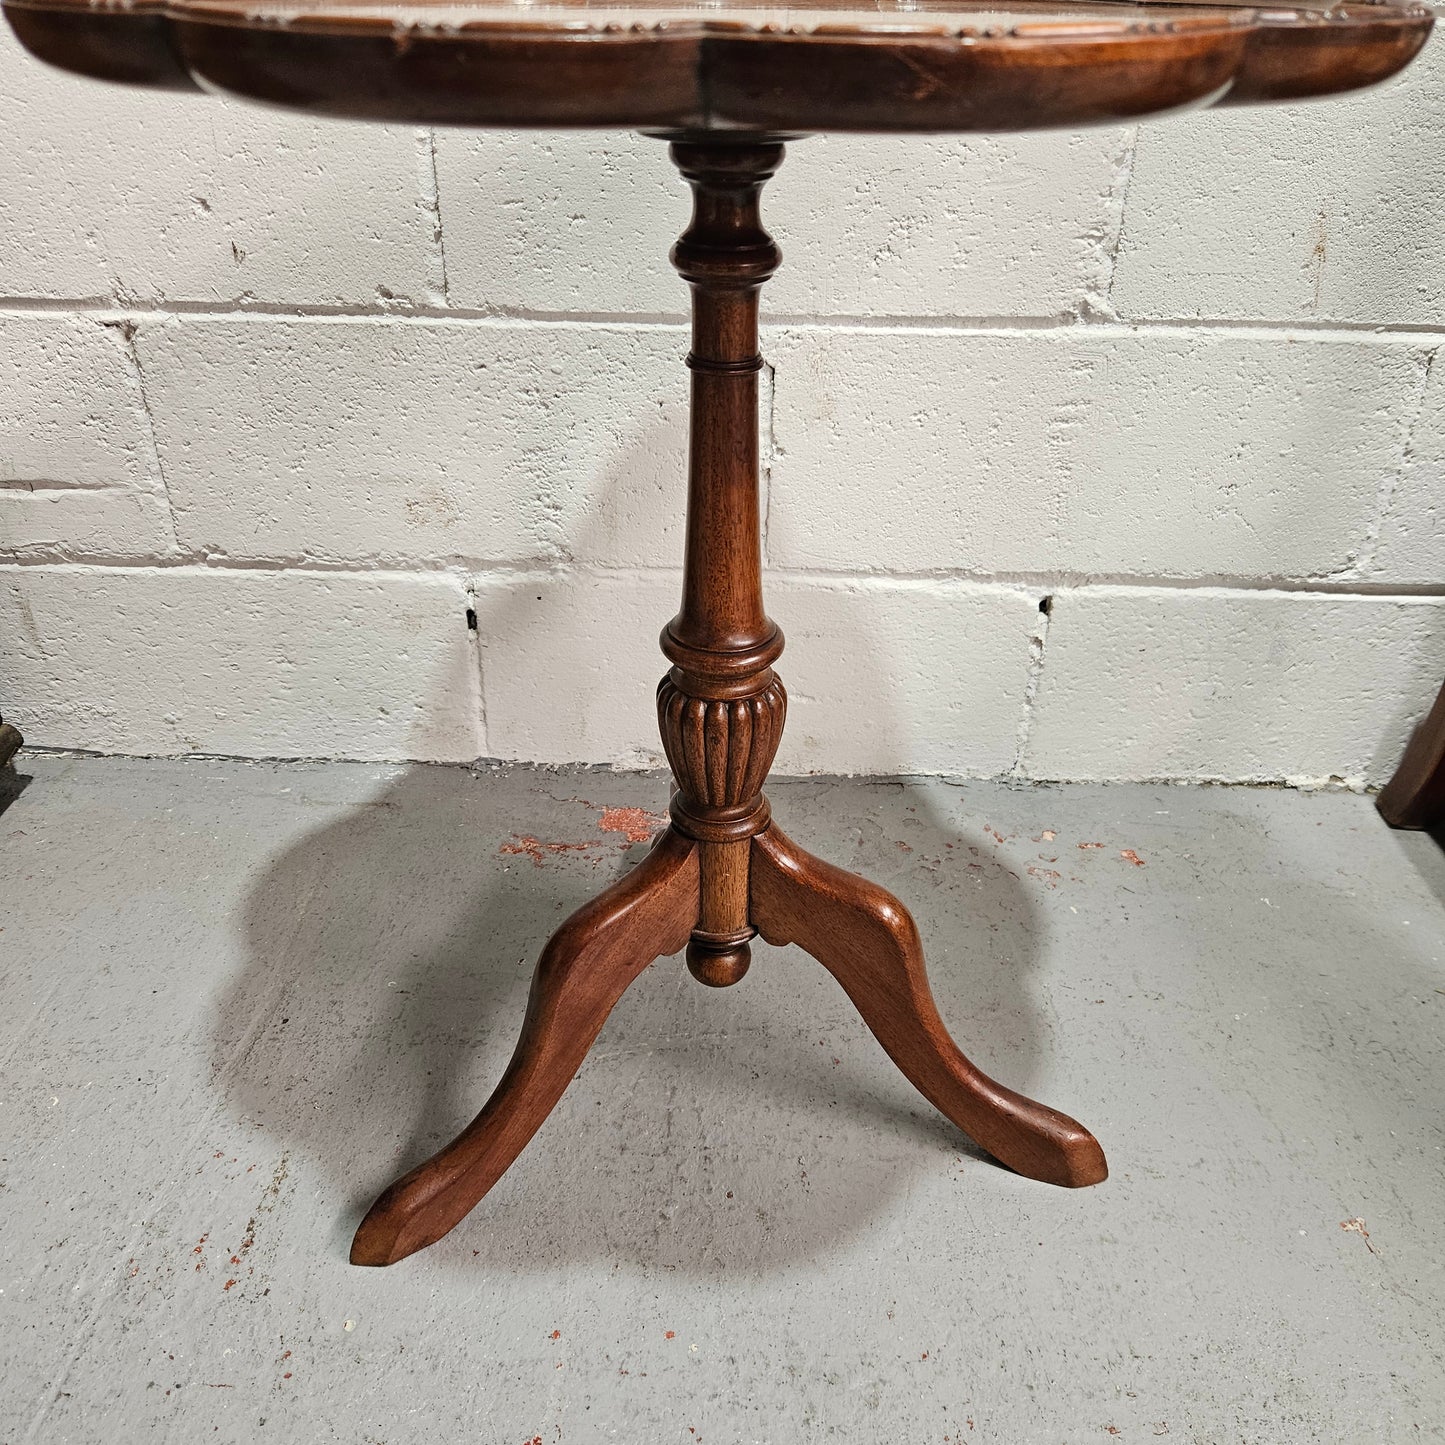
top-left (656, 674), bottom-right (787, 814)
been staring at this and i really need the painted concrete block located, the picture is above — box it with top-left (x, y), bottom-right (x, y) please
top-left (1025, 588), bottom-right (1445, 785)
top-left (473, 569), bottom-right (1039, 775)
top-left (765, 326), bottom-right (1422, 580)
top-left (0, 28), bottom-right (434, 306)
top-left (135, 317), bottom-right (688, 567)
top-left (1369, 351), bottom-right (1445, 585)
top-left (0, 311), bottom-right (173, 558)
top-left (434, 129), bottom-right (1127, 319)
top-left (0, 487), bottom-right (174, 560)
top-left (0, 312), bottom-right (153, 485)
top-left (1112, 47), bottom-right (1445, 326)
top-left (0, 567), bottom-right (483, 760)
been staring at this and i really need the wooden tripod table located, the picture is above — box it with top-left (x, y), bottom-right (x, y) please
top-left (9, 0), bottom-right (1431, 1266)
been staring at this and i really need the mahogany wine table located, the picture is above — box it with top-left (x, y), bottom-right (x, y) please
top-left (7, 0), bottom-right (1431, 1265)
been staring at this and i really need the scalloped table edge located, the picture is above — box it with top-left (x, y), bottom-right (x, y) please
top-left (3, 0), bottom-right (1434, 130)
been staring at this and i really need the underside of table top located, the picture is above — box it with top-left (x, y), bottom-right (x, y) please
top-left (4, 0), bottom-right (1432, 131)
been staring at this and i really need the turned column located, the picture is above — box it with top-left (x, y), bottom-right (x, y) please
top-left (658, 138), bottom-right (787, 988)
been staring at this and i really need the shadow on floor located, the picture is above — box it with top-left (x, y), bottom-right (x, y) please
top-left (0, 767), bottom-right (32, 820)
top-left (213, 764), bottom-right (1057, 1277)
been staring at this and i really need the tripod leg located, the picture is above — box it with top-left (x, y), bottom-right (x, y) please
top-left (351, 829), bottom-right (700, 1265)
top-left (750, 825), bottom-right (1106, 1188)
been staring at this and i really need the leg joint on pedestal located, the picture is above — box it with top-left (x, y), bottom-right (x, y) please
top-left (657, 666), bottom-right (786, 987)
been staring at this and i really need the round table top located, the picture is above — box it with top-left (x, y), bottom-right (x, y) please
top-left (4, 0), bottom-right (1432, 131)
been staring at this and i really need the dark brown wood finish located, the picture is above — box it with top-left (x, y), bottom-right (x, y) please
top-left (10, 0), bottom-right (1432, 1266)
top-left (347, 139), bottom-right (1108, 1264)
top-left (751, 825), bottom-right (1108, 1187)
top-left (1377, 679), bottom-right (1445, 829)
top-left (661, 138), bottom-right (786, 988)
top-left (351, 827), bottom-right (701, 1266)
top-left (4, 0), bottom-right (1433, 131)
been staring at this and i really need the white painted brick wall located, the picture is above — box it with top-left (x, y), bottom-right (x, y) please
top-left (1, 23), bottom-right (1443, 786)
top-left (134, 317), bottom-right (687, 567)
top-left (474, 571), bottom-right (1039, 774)
top-left (0, 566), bottom-right (482, 759)
top-left (1027, 590), bottom-right (1445, 786)
top-left (766, 327), bottom-right (1423, 578)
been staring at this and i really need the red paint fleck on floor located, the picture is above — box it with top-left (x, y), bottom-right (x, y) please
top-left (1027, 865), bottom-right (1062, 889)
top-left (222, 1279), bottom-right (236, 1291)
top-left (1032, 829), bottom-right (1057, 842)
top-left (896, 840), bottom-right (913, 853)
top-left (1078, 842), bottom-right (1105, 850)
top-left (665, 1330), bottom-right (675, 1340)
top-left (598, 806), bottom-right (667, 844)
top-left (500, 835), bottom-right (598, 867)
top-left (550, 1330), bottom-right (561, 1340)
top-left (920, 1351), bottom-right (929, 1360)
top-left (1340, 1217), bottom-right (1378, 1254)
top-left (283, 1372), bottom-right (292, 1380)
top-left (1120, 849), bottom-right (1146, 867)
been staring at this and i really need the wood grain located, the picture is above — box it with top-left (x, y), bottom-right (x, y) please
top-left (4, 0), bottom-right (1430, 131)
top-left (660, 138), bottom-right (785, 988)
top-left (751, 824), bottom-right (1108, 1188)
top-left (350, 828), bottom-right (700, 1266)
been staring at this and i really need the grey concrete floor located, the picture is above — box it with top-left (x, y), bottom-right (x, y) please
top-left (1, 756), bottom-right (1443, 1444)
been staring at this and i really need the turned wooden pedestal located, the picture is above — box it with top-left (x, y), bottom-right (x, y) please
top-left (350, 138), bottom-right (1107, 1266)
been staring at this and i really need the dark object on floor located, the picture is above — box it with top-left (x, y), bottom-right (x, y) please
top-left (0, 712), bottom-right (22, 770)
top-left (1378, 680), bottom-right (1445, 829)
